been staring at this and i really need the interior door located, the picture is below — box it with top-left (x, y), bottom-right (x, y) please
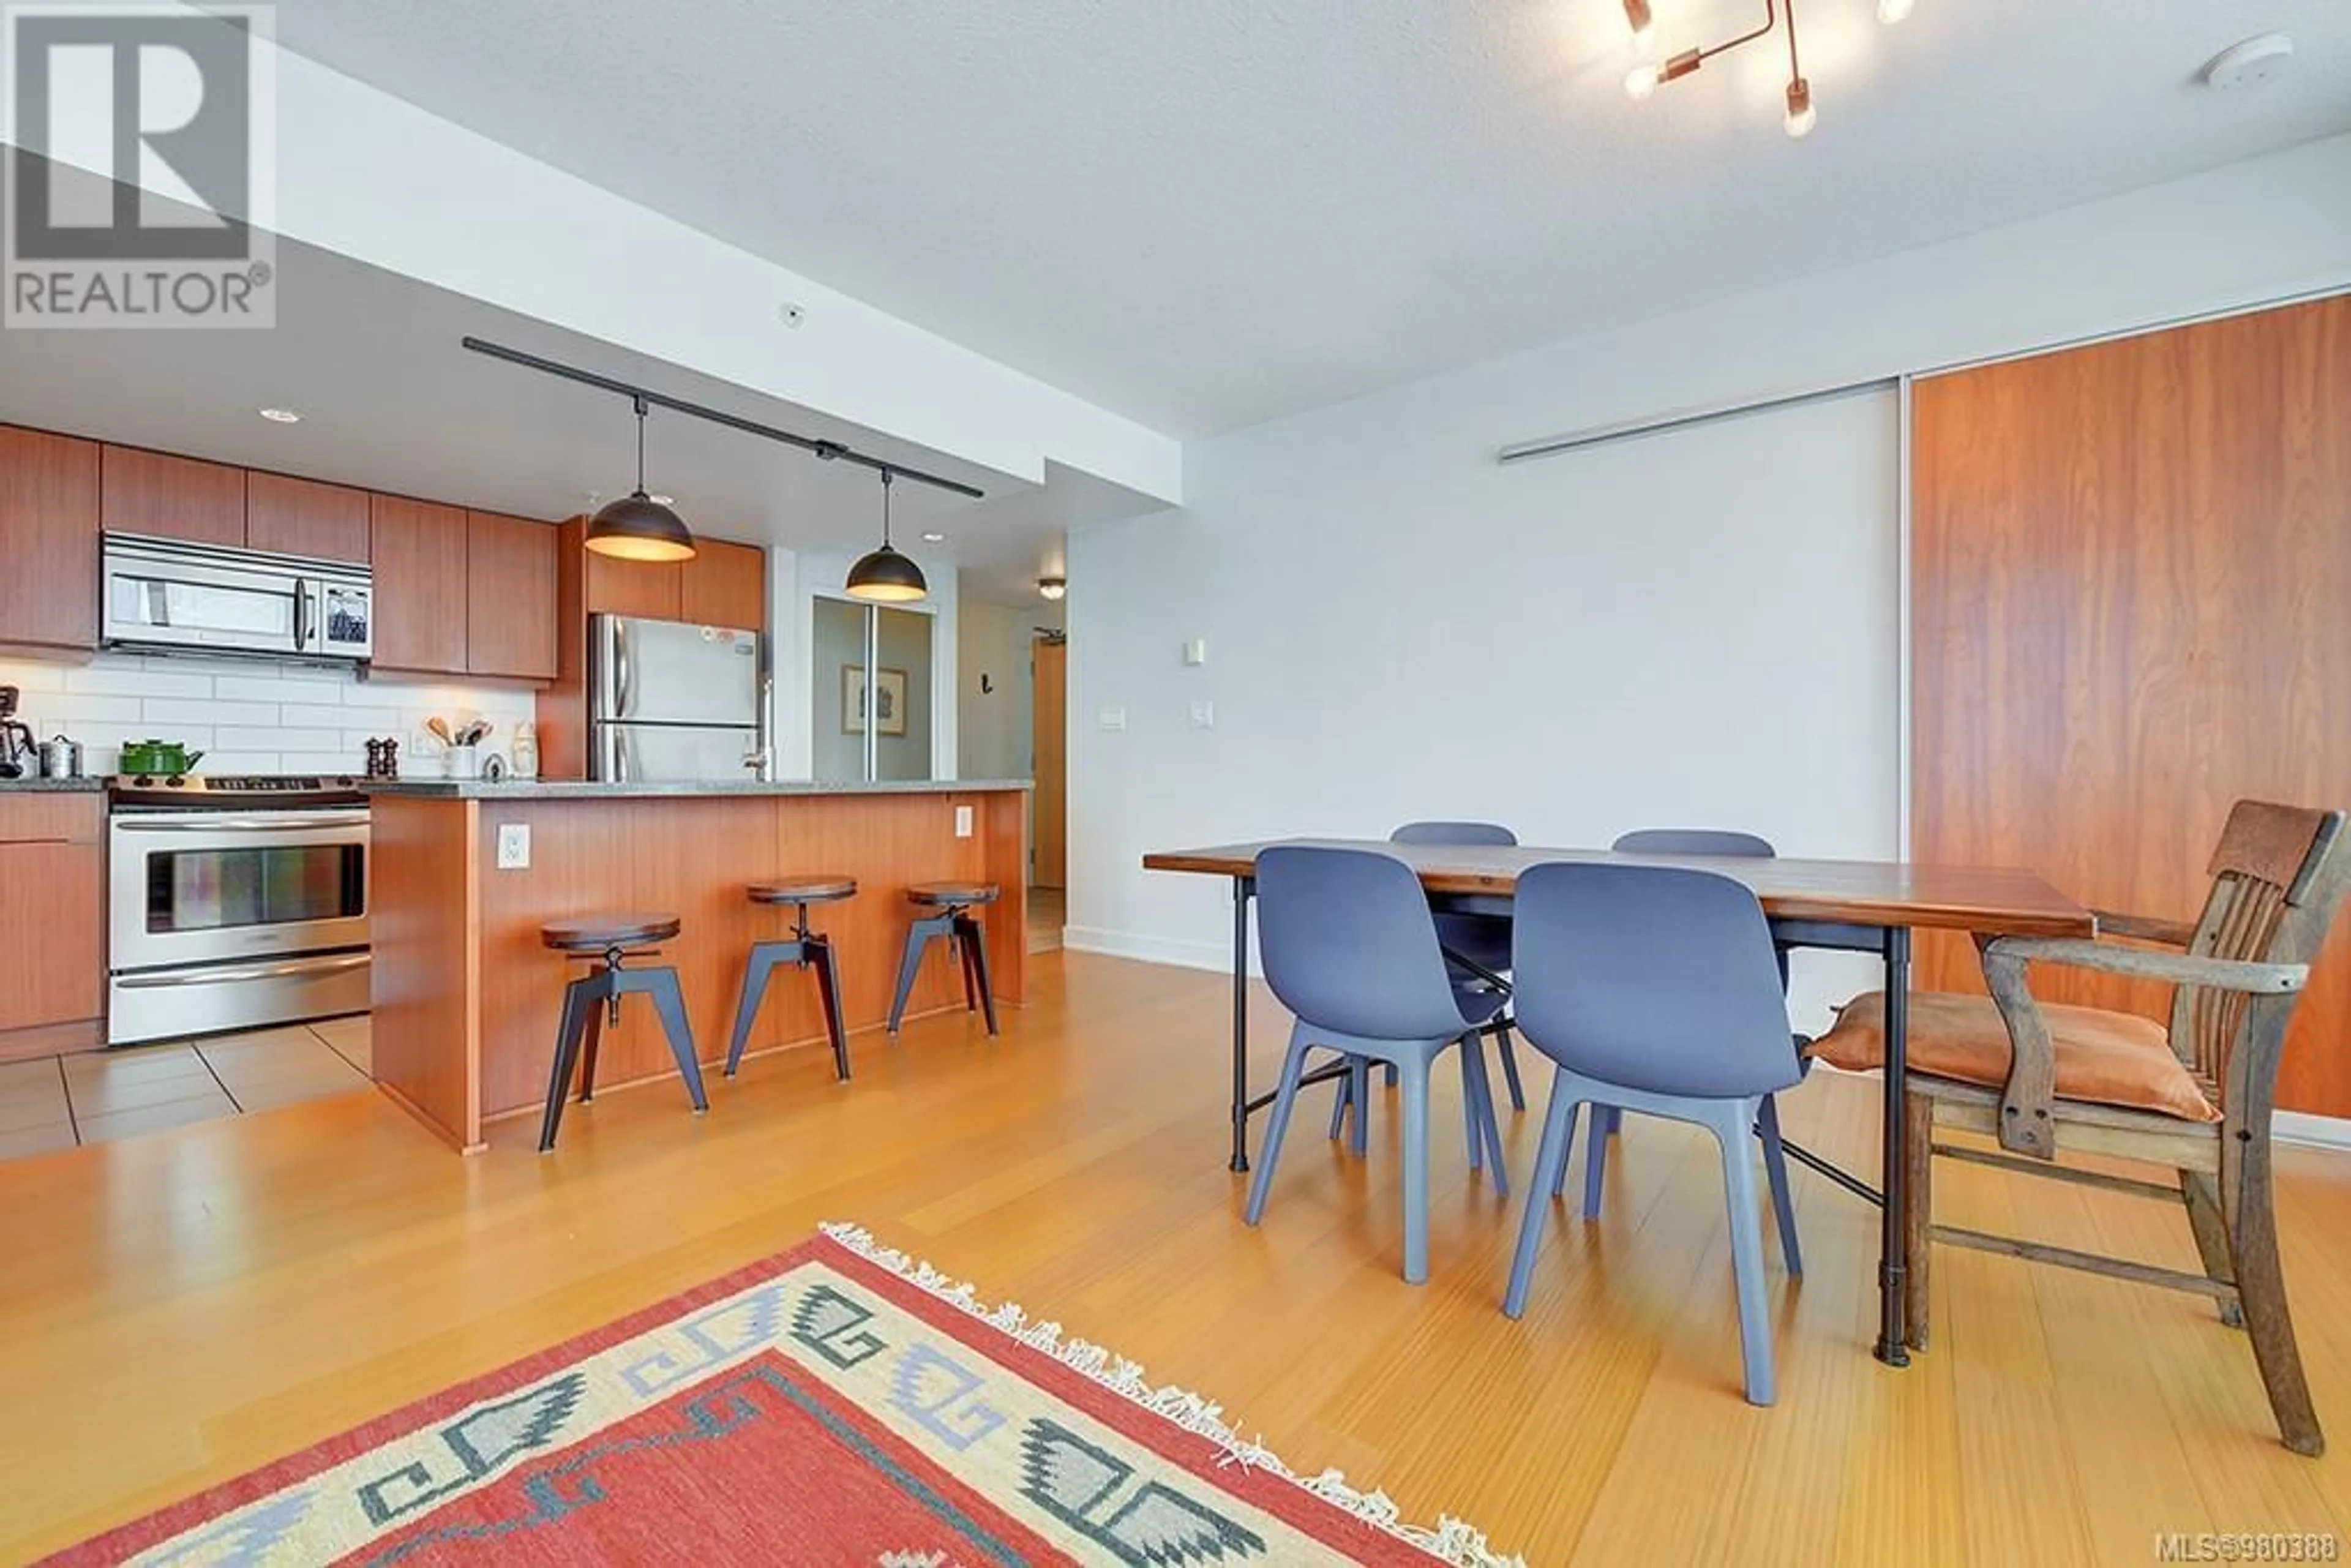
top-left (1032, 636), bottom-right (1067, 888)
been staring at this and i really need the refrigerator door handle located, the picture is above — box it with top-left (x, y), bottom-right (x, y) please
top-left (613, 618), bottom-right (635, 719)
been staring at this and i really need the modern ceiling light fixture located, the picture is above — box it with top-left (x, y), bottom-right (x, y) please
top-left (1038, 576), bottom-right (1067, 602)
top-left (1624, 0), bottom-right (1902, 138)
top-left (846, 469), bottom-right (928, 603)
top-left (257, 407), bottom-right (302, 424)
top-left (588, 396), bottom-right (697, 561)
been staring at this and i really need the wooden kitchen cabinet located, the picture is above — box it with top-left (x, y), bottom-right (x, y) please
top-left (583, 549), bottom-right (682, 621)
top-left (246, 472), bottom-right (370, 563)
top-left (369, 496), bottom-right (470, 675)
top-left (465, 511), bottom-right (558, 682)
top-left (100, 445), bottom-right (246, 546)
top-left (0, 426), bottom-right (100, 651)
top-left (680, 538), bottom-right (767, 631)
top-left (0, 795), bottom-right (103, 1058)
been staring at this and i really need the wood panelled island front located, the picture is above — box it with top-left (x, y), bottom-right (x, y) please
top-left (367, 781), bottom-right (1029, 1151)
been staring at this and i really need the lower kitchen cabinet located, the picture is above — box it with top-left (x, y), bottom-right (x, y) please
top-left (0, 795), bottom-right (103, 1059)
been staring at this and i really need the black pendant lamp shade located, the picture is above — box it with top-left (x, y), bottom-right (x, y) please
top-left (846, 469), bottom-right (928, 603)
top-left (587, 397), bottom-right (696, 562)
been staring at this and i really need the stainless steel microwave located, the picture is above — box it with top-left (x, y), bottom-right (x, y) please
top-left (101, 533), bottom-right (374, 662)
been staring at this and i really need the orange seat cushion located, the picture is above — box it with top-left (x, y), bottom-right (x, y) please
top-left (1810, 991), bottom-right (2220, 1123)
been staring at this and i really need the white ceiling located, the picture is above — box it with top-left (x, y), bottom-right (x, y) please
top-left (274, 1), bottom-right (2351, 438)
top-left (0, 212), bottom-right (1150, 605)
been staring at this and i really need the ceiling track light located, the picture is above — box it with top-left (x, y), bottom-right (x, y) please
top-left (1622, 0), bottom-right (1908, 137)
top-left (846, 468), bottom-right (929, 604)
top-left (588, 396), bottom-right (697, 561)
top-left (1038, 576), bottom-right (1067, 602)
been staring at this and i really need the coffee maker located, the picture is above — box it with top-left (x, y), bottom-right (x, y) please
top-left (0, 686), bottom-right (34, 779)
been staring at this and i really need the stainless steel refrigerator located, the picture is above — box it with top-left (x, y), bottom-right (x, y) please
top-left (589, 614), bottom-right (767, 782)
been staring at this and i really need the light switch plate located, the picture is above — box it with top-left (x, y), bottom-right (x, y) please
top-left (1189, 699), bottom-right (1215, 729)
top-left (495, 823), bottom-right (531, 869)
top-left (1098, 705), bottom-right (1128, 732)
top-left (954, 805), bottom-right (975, 838)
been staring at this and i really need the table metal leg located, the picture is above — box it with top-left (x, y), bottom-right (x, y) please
top-left (1230, 876), bottom-right (1253, 1174)
top-left (1876, 925), bottom-right (1912, 1366)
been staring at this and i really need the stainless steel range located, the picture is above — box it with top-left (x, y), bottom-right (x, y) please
top-left (107, 774), bottom-right (370, 1046)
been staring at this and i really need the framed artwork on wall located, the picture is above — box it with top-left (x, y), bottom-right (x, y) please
top-left (841, 665), bottom-right (910, 736)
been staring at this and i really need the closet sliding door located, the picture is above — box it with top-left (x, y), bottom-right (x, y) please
top-left (1910, 294), bottom-right (2351, 1116)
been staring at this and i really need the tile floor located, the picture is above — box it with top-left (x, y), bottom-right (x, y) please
top-left (0, 1015), bottom-right (372, 1162)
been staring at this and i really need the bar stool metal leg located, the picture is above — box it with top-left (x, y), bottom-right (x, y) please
top-left (955, 911), bottom-right (999, 1036)
top-left (726, 940), bottom-right (798, 1077)
top-left (809, 934), bottom-right (850, 1079)
top-left (638, 967), bottom-right (708, 1112)
top-left (888, 912), bottom-right (953, 1033)
top-left (576, 981), bottom-right (606, 1103)
top-left (540, 977), bottom-right (591, 1152)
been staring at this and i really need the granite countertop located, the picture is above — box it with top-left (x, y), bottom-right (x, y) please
top-left (365, 777), bottom-right (1033, 800)
top-left (0, 776), bottom-right (107, 792)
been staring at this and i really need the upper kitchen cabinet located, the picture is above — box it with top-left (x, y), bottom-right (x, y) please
top-left (680, 539), bottom-right (767, 632)
top-left (246, 472), bottom-right (371, 563)
top-left (465, 512), bottom-right (558, 682)
top-left (369, 496), bottom-right (470, 675)
top-left (583, 544), bottom-right (682, 621)
top-left (100, 445), bottom-right (246, 546)
top-left (0, 426), bottom-right (100, 652)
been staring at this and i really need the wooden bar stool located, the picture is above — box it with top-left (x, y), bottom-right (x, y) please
top-left (726, 876), bottom-right (858, 1080)
top-left (538, 913), bottom-right (707, 1152)
top-left (887, 882), bottom-right (1000, 1037)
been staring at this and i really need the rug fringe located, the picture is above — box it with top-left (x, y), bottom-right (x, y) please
top-left (818, 1221), bottom-right (1527, 1568)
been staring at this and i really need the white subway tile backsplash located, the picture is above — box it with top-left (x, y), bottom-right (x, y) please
top-left (213, 673), bottom-right (353, 705)
top-left (65, 665), bottom-right (211, 699)
top-left (144, 698), bottom-right (279, 727)
top-left (218, 725), bottom-right (344, 752)
top-left (0, 648), bottom-right (536, 776)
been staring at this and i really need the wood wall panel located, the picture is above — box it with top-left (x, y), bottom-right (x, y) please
top-left (459, 790), bottom-right (1029, 1122)
top-left (583, 549), bottom-right (681, 621)
top-left (99, 445), bottom-right (245, 546)
top-left (679, 539), bottom-right (767, 632)
top-left (0, 427), bottom-right (100, 652)
top-left (369, 796), bottom-right (483, 1149)
top-left (1911, 294), bottom-right (2351, 1116)
top-left (244, 473), bottom-right (369, 563)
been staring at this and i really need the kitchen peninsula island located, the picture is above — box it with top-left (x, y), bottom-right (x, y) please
top-left (365, 779), bottom-right (1030, 1151)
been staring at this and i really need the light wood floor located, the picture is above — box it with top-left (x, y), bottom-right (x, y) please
top-left (6, 951), bottom-right (2350, 1563)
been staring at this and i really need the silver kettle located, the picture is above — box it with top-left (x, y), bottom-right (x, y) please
top-left (37, 733), bottom-right (83, 779)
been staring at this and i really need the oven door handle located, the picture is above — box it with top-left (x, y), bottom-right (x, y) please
top-left (114, 953), bottom-right (370, 988)
top-left (113, 810), bottom-right (372, 833)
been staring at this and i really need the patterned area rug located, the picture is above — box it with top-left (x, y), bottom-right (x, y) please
top-left (49, 1225), bottom-right (1520, 1566)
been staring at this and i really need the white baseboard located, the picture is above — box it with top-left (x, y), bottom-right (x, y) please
top-left (2273, 1111), bottom-right (2351, 1151)
top-left (1061, 926), bottom-right (1253, 976)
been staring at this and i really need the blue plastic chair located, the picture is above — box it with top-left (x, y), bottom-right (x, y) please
top-left (1246, 846), bottom-right (1510, 1285)
top-left (1502, 862), bottom-right (1805, 1404)
top-left (1565, 828), bottom-right (1804, 1215)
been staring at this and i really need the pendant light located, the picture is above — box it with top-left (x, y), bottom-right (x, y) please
top-left (587, 396), bottom-right (696, 561)
top-left (846, 468), bottom-right (928, 603)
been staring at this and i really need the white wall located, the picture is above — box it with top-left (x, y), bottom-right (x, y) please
top-left (1064, 133), bottom-right (2351, 1035)
top-left (0, 652), bottom-right (537, 777)
top-left (956, 598), bottom-right (1046, 782)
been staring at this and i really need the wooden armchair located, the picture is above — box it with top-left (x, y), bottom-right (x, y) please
top-left (1815, 801), bottom-right (2349, 1455)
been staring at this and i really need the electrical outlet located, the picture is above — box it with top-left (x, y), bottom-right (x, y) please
top-left (954, 805), bottom-right (975, 838)
top-left (495, 823), bottom-right (531, 869)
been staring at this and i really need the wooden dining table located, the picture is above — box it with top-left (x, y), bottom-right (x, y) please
top-left (1141, 838), bottom-right (2094, 1367)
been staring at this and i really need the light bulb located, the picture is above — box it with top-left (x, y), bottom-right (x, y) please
top-left (1784, 78), bottom-right (1817, 138)
top-left (1877, 0), bottom-right (1914, 21)
top-left (1625, 62), bottom-right (1660, 100)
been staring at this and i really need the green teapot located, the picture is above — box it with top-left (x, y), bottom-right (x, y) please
top-left (117, 738), bottom-right (206, 777)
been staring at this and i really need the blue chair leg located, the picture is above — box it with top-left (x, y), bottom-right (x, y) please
top-left (1505, 1075), bottom-right (1581, 1318)
top-left (1580, 1103), bottom-right (1611, 1219)
top-left (1712, 1098), bottom-right (1777, 1406)
top-left (1493, 1018), bottom-right (1526, 1112)
top-left (1460, 1041), bottom-right (1483, 1175)
top-left (1459, 1035), bottom-right (1509, 1199)
top-left (1347, 1056), bottom-right (1370, 1155)
top-left (725, 940), bottom-right (795, 1077)
top-left (1327, 1066), bottom-right (1349, 1142)
top-left (1757, 1092), bottom-right (1803, 1277)
top-left (1555, 1102), bottom-right (1619, 1198)
top-left (1398, 1053), bottom-right (1433, 1285)
top-left (1244, 1028), bottom-right (1314, 1227)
